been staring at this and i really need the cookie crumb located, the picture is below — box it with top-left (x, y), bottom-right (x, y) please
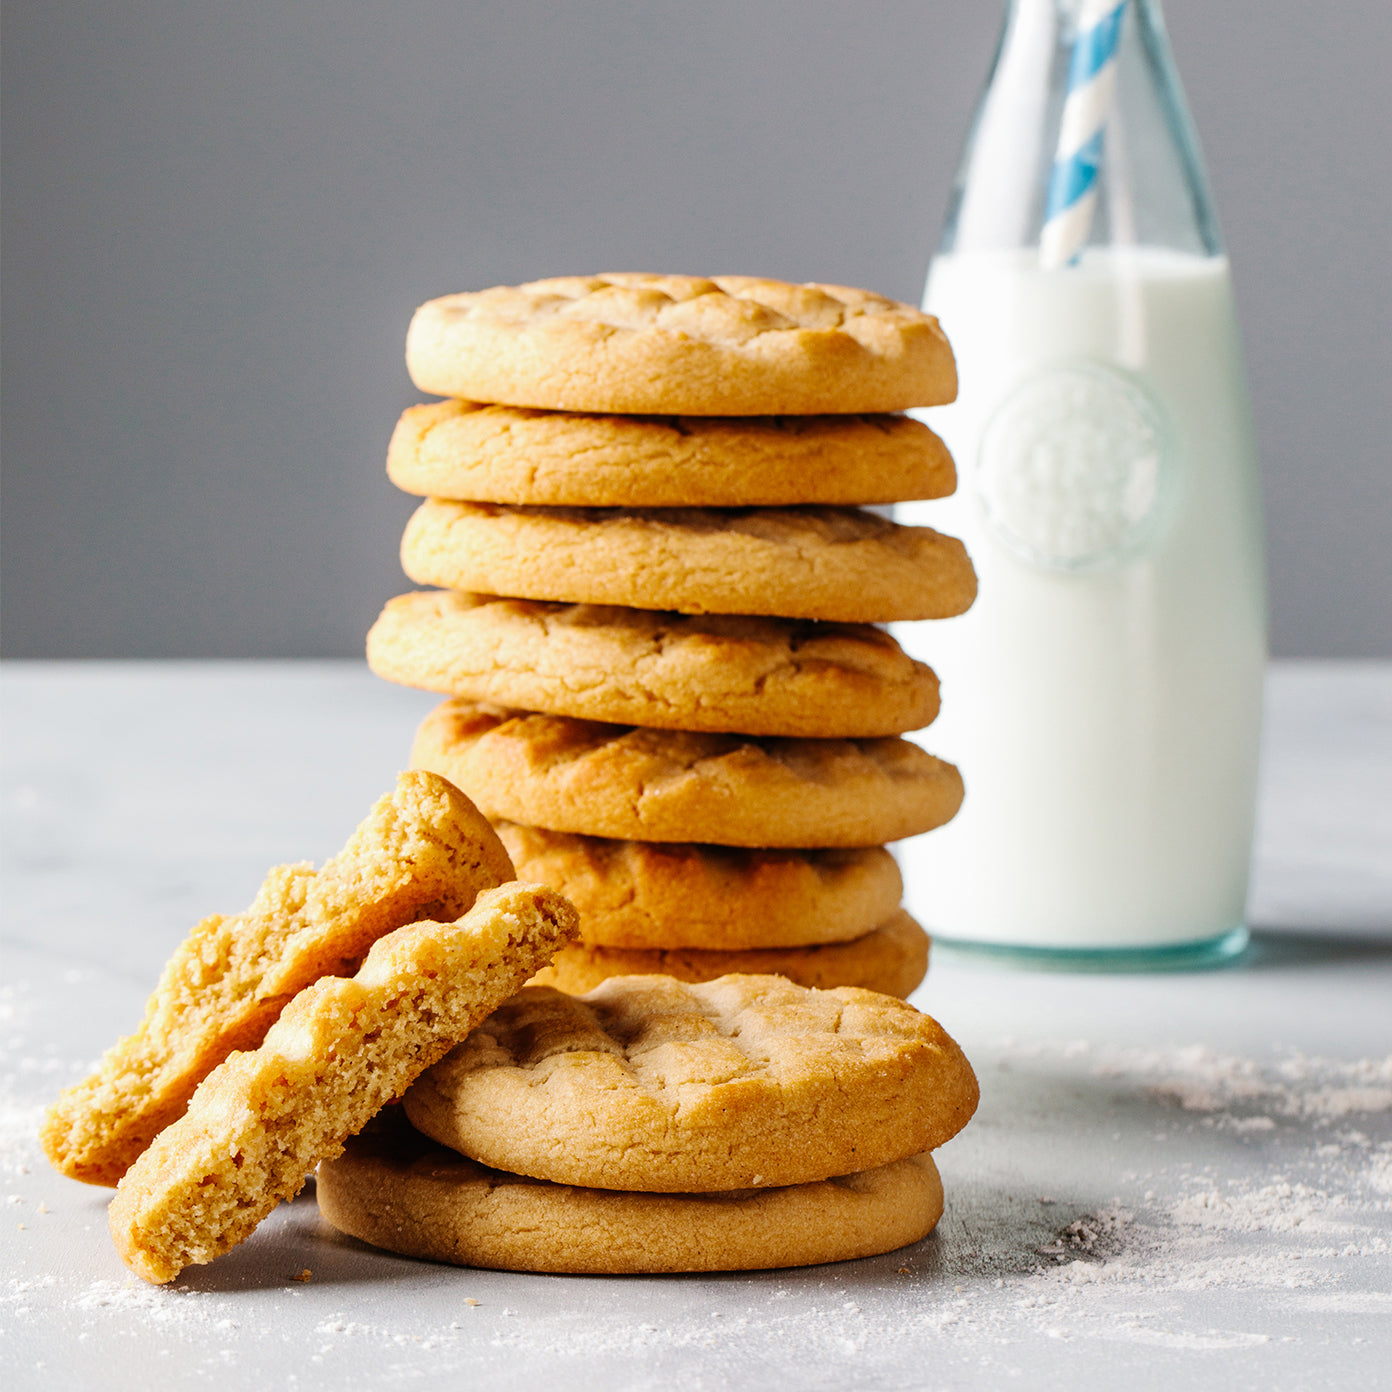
top-left (464, 1298), bottom-right (480, 1307)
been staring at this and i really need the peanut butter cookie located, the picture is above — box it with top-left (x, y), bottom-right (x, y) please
top-left (495, 823), bottom-right (901, 949)
top-left (411, 700), bottom-right (964, 848)
top-left (318, 1108), bottom-right (944, 1273)
top-left (387, 398), bottom-right (954, 506)
top-left (41, 772), bottom-right (513, 1187)
top-left (400, 501), bottom-right (976, 624)
top-left (368, 591), bottom-right (940, 737)
top-left (403, 973), bottom-right (978, 1193)
top-left (529, 909), bottom-right (929, 999)
top-left (405, 274), bottom-right (956, 415)
top-left (108, 882), bottom-right (578, 1283)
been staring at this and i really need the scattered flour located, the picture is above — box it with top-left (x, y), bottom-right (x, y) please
top-left (1, 969), bottom-right (1388, 1375)
top-left (1091, 1043), bottom-right (1392, 1123)
top-left (74, 1281), bottom-right (229, 1326)
top-left (1084, 1325), bottom-right (1271, 1351)
top-left (1364, 1149), bottom-right (1392, 1195)
top-left (1170, 1179), bottom-right (1348, 1234)
top-left (957, 1036), bottom-right (1392, 1350)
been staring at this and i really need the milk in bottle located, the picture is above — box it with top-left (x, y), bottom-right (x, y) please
top-left (896, 0), bottom-right (1266, 963)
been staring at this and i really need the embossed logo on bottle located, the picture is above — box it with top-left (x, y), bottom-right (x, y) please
top-left (975, 361), bottom-right (1172, 572)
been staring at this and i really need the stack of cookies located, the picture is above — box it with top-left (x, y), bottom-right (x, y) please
top-left (369, 273), bottom-right (975, 1000)
top-left (319, 973), bottom-right (980, 1274)
top-left (41, 276), bottom-right (985, 1284)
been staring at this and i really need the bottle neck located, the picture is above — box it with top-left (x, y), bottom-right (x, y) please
top-left (940, 0), bottom-right (1222, 261)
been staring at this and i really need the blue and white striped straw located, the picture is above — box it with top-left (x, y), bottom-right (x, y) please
top-left (1040, 0), bottom-right (1129, 268)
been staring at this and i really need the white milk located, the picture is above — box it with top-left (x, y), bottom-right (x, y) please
top-left (896, 246), bottom-right (1266, 950)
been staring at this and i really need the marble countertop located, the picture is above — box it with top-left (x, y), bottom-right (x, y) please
top-left (2, 660), bottom-right (1389, 1391)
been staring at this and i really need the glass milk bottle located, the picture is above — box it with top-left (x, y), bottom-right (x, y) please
top-left (897, 0), bottom-right (1266, 965)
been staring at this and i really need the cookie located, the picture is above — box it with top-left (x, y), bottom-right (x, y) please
top-left (411, 700), bottom-right (964, 848)
top-left (403, 974), bottom-right (978, 1192)
top-left (368, 592), bottom-right (940, 738)
top-left (400, 501), bottom-right (976, 624)
top-left (529, 910), bottom-right (929, 999)
top-left (495, 823), bottom-right (902, 949)
top-left (404, 274), bottom-right (956, 415)
top-left (317, 1109), bottom-right (944, 1274)
top-left (386, 399), bottom-right (955, 506)
top-left (108, 882), bottom-right (578, 1284)
top-left (41, 771), bottom-right (514, 1188)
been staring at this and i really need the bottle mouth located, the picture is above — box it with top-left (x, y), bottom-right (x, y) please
top-left (937, 0), bottom-right (1222, 261)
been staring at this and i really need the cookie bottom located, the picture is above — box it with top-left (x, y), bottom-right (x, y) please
top-left (317, 1114), bottom-right (943, 1274)
top-left (528, 909), bottom-right (929, 998)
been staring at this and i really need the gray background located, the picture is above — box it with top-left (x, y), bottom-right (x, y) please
top-left (3, 0), bottom-right (1389, 660)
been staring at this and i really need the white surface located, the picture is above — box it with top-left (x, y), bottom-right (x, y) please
top-left (1, 660), bottom-right (1389, 1392)
top-left (898, 249), bottom-right (1266, 948)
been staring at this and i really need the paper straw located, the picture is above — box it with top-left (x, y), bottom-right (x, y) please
top-left (1040, 0), bottom-right (1129, 268)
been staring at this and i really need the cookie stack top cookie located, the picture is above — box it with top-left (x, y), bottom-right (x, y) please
top-left (405, 273), bottom-right (957, 417)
